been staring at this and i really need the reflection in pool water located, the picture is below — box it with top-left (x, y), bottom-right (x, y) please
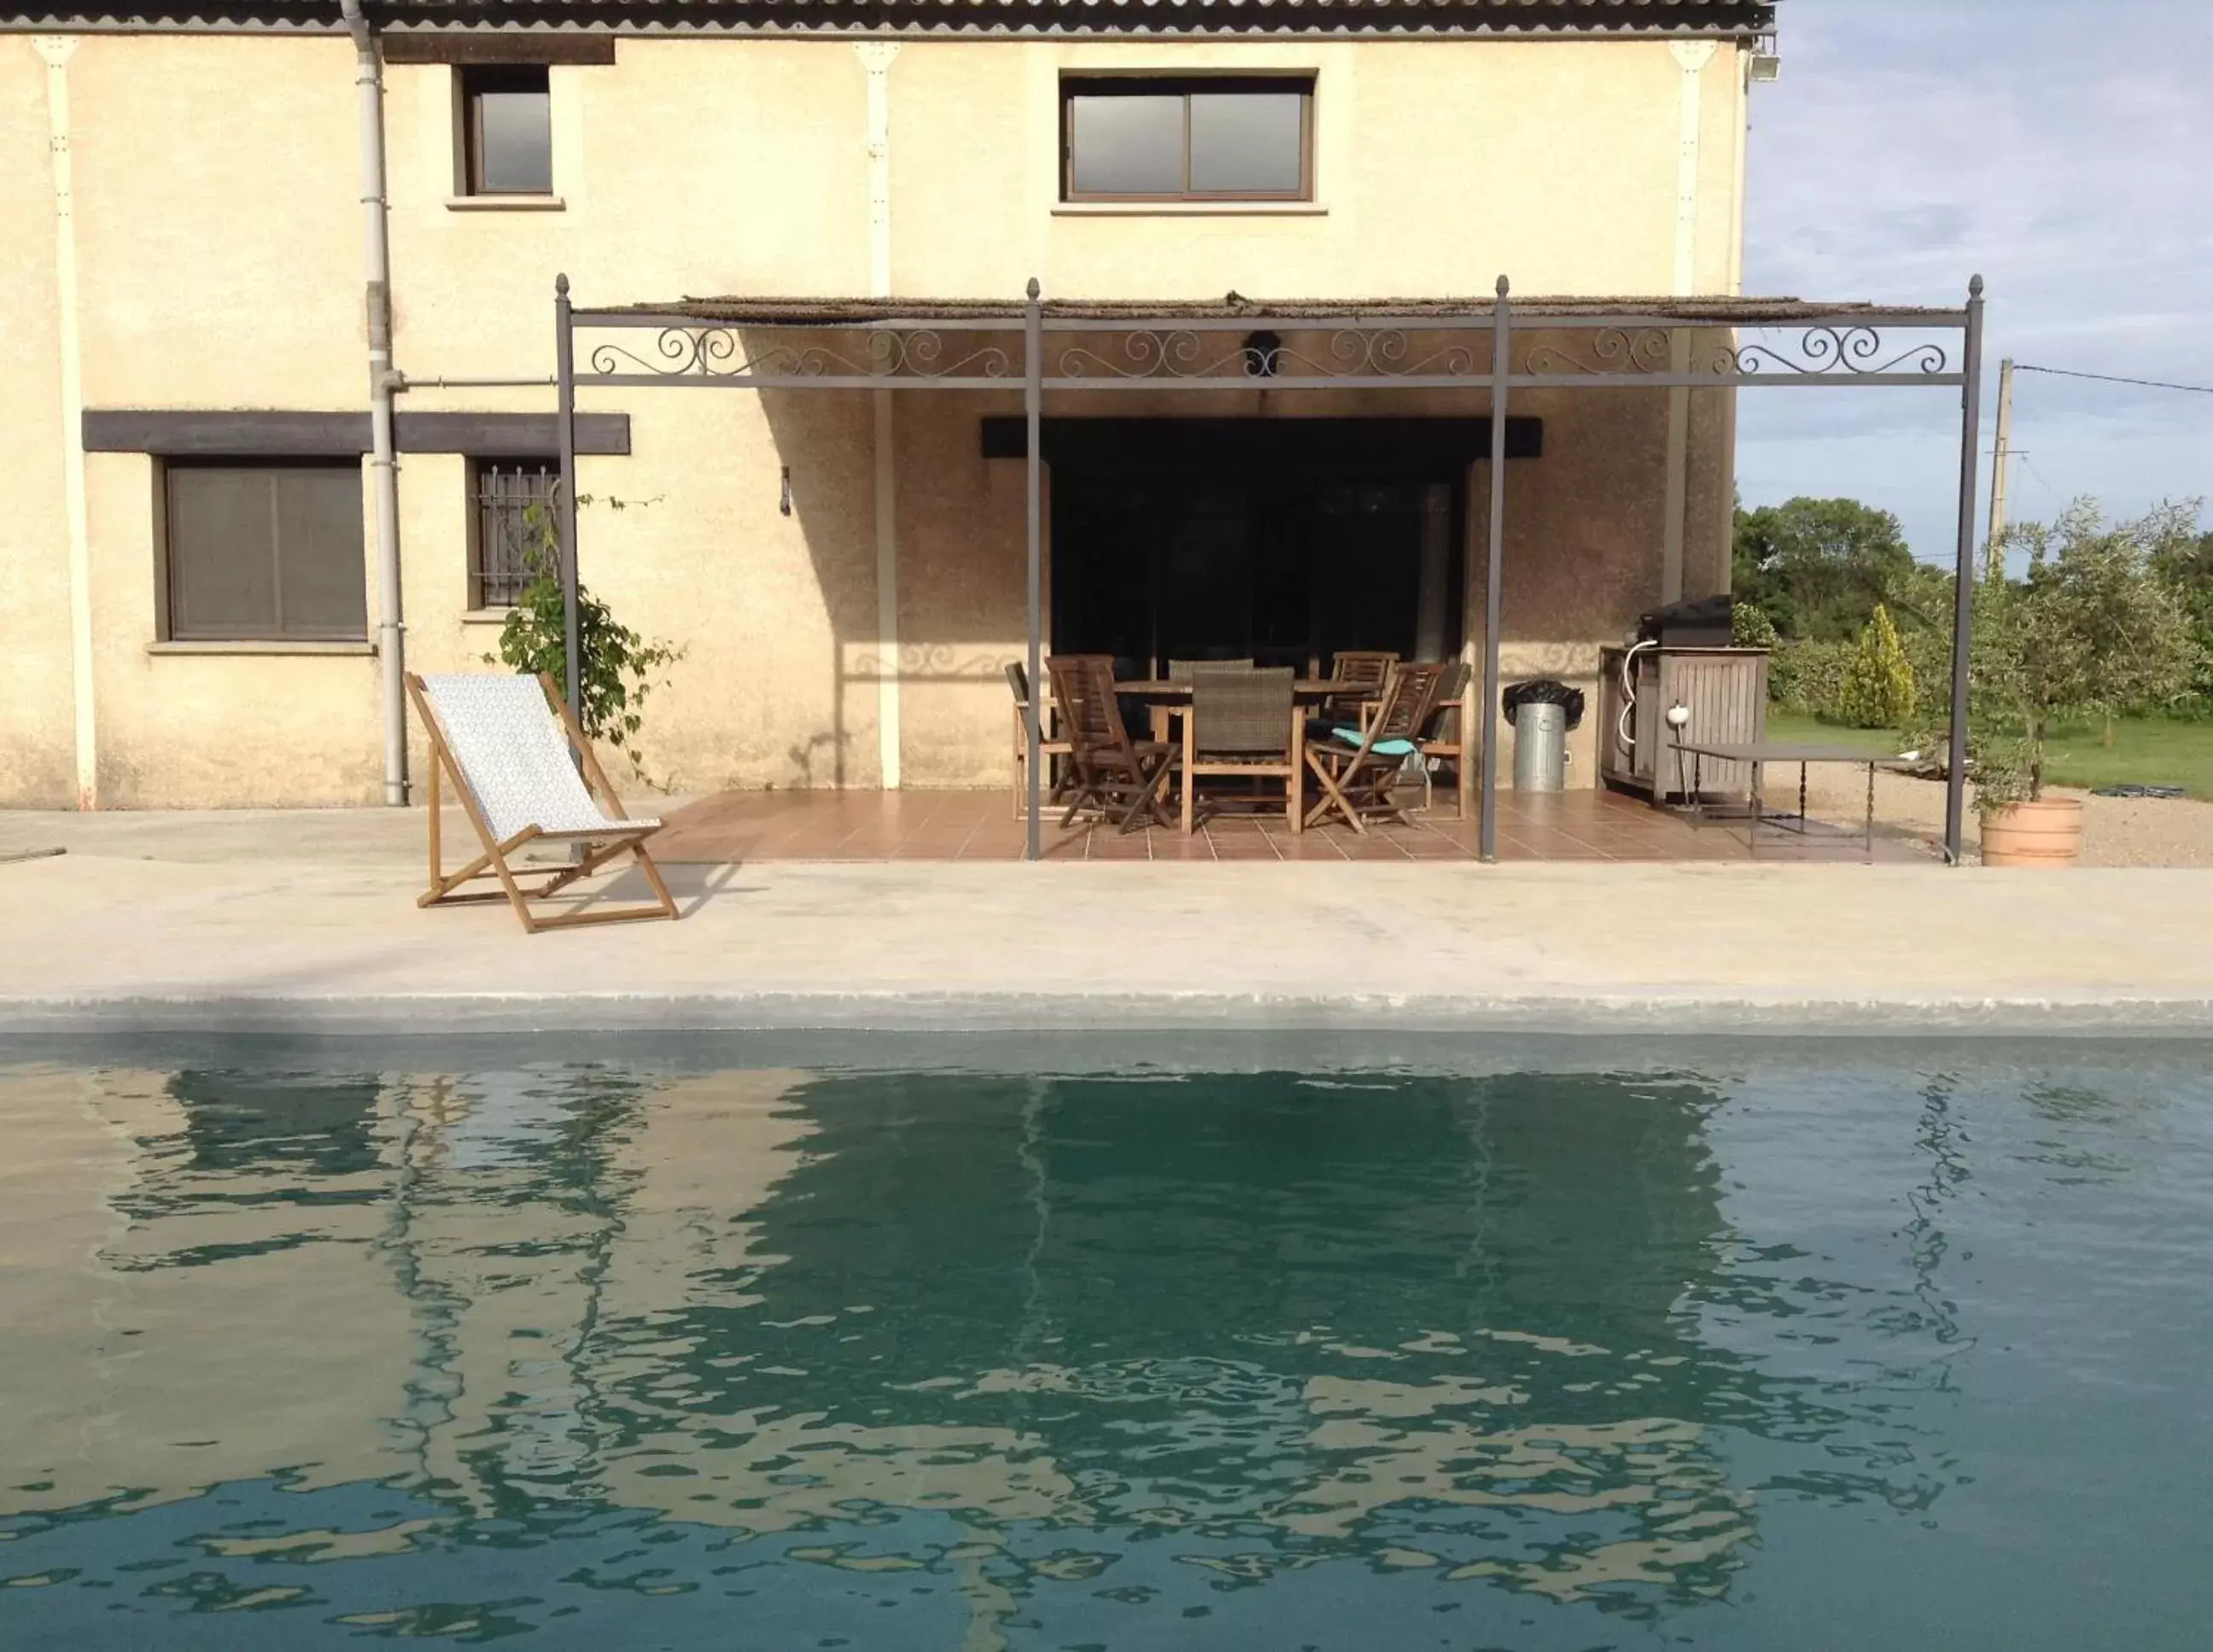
top-left (3, 1046), bottom-right (2210, 1649)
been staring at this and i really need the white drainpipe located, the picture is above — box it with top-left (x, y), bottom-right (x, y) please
top-left (341, 0), bottom-right (408, 804)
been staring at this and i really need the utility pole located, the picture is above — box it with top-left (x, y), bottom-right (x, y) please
top-left (1986, 355), bottom-right (2015, 583)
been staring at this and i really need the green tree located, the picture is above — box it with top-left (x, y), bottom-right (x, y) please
top-left (1924, 499), bottom-right (2204, 808)
top-left (1836, 604), bottom-right (1917, 728)
top-left (2146, 506), bottom-right (2213, 709)
top-left (1733, 496), bottom-right (1918, 642)
top-left (2010, 499), bottom-right (2204, 745)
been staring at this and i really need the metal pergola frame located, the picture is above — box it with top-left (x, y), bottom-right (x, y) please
top-left (551, 272), bottom-right (1986, 864)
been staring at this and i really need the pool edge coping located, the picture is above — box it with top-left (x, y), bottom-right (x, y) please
top-left (3, 991), bottom-right (2211, 1037)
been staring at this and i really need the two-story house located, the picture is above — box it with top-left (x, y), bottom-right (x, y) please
top-left (2, 0), bottom-right (1781, 812)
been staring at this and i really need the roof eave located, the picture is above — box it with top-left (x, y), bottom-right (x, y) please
top-left (0, 0), bottom-right (1779, 39)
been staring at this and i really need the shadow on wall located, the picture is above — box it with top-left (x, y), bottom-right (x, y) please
top-left (750, 324), bottom-right (1031, 791)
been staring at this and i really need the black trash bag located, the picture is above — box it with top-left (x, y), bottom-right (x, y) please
top-left (1502, 679), bottom-right (1585, 730)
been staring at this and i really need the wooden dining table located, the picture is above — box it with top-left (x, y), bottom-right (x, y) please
top-left (1114, 679), bottom-right (1363, 833)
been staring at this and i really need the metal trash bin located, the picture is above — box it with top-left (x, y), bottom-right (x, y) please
top-left (1504, 679), bottom-right (1585, 792)
top-left (1510, 702), bottom-right (1569, 791)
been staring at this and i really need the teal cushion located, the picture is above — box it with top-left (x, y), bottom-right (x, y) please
top-left (1330, 726), bottom-right (1416, 757)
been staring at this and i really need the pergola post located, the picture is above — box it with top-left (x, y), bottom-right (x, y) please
top-left (1479, 275), bottom-right (1511, 864)
top-left (1943, 274), bottom-right (1985, 864)
top-left (1024, 277), bottom-right (1044, 861)
top-left (553, 272), bottom-right (582, 733)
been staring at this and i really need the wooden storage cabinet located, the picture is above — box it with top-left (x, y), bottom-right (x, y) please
top-left (1597, 645), bottom-right (1769, 801)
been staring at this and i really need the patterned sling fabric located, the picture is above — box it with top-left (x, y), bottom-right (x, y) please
top-left (419, 674), bottom-right (660, 843)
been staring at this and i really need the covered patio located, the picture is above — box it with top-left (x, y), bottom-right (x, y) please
top-left (649, 786), bottom-right (1938, 864)
top-left (550, 276), bottom-right (1987, 863)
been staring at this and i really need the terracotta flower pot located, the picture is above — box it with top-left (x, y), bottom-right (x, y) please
top-left (1979, 796), bottom-right (2084, 867)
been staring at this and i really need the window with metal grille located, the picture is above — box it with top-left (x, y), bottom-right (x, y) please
top-left (161, 461), bottom-right (367, 641)
top-left (469, 459), bottom-right (559, 610)
top-left (1062, 77), bottom-right (1313, 202)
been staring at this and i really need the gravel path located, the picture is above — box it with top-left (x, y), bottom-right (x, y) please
top-left (1790, 768), bottom-right (2213, 867)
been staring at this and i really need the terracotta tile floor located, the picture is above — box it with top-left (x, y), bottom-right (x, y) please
top-left (652, 786), bottom-right (1938, 864)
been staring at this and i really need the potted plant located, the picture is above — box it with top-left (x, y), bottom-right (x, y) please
top-left (1941, 503), bottom-right (2202, 867)
top-left (483, 499), bottom-right (686, 785)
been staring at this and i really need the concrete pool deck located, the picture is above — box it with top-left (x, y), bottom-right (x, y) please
top-left (2, 805), bottom-right (2211, 1036)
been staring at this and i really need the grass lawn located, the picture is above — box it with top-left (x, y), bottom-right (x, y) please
top-left (1765, 710), bottom-right (2213, 797)
top-left (1764, 712), bottom-right (1902, 756)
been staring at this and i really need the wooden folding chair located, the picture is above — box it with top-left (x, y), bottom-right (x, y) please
top-left (406, 671), bottom-right (679, 934)
top-left (1304, 663), bottom-right (1451, 834)
top-left (1413, 659), bottom-right (1474, 814)
top-left (1320, 649), bottom-right (1399, 721)
top-left (1006, 661), bottom-right (1076, 820)
top-left (1047, 654), bottom-right (1177, 833)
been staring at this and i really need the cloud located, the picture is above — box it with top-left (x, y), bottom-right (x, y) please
top-left (1736, 0), bottom-right (2213, 557)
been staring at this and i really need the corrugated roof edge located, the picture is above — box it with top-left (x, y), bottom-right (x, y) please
top-left (0, 0), bottom-right (1779, 36)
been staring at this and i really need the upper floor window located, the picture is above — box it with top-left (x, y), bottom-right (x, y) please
top-left (162, 462), bottom-right (366, 642)
top-left (1062, 77), bottom-right (1313, 202)
top-left (461, 65), bottom-right (552, 196)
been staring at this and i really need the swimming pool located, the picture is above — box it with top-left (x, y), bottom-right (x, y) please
top-left (3, 1037), bottom-right (2209, 1649)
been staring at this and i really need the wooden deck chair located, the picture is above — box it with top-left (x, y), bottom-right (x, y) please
top-left (406, 671), bottom-right (678, 933)
top-left (1305, 662), bottom-right (1451, 834)
top-left (1048, 654), bottom-right (1177, 833)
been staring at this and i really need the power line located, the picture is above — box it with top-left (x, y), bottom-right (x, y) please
top-left (2016, 453), bottom-right (2065, 505)
top-left (2013, 363), bottom-right (2213, 395)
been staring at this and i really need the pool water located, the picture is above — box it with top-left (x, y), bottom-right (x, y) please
top-left (3, 1041), bottom-right (2210, 1649)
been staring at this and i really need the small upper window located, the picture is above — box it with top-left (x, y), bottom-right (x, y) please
top-left (1063, 77), bottom-right (1312, 202)
top-left (163, 462), bottom-right (366, 642)
top-left (462, 65), bottom-right (552, 196)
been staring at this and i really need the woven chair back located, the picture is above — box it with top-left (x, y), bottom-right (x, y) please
top-left (1192, 667), bottom-right (1293, 757)
top-left (1169, 657), bottom-right (1254, 685)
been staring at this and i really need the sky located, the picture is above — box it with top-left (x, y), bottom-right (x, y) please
top-left (1737, 0), bottom-right (2213, 564)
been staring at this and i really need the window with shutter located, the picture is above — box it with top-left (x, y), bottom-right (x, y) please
top-left (163, 463), bottom-right (367, 642)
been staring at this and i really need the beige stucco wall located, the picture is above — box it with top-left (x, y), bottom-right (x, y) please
top-left (893, 38), bottom-right (1743, 299)
top-left (0, 48), bottom-right (78, 804)
top-left (0, 30), bottom-right (1748, 808)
